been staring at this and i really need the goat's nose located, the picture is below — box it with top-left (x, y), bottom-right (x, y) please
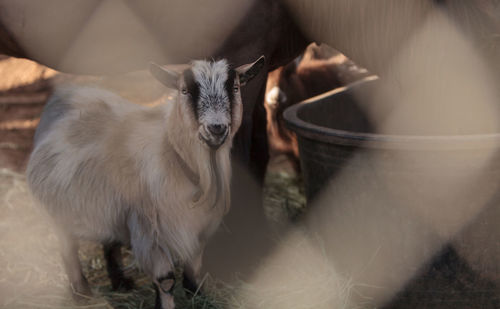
top-left (207, 124), bottom-right (227, 136)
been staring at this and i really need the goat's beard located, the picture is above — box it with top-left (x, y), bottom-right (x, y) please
top-left (191, 146), bottom-right (230, 213)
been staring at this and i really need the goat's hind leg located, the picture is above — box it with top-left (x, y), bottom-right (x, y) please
top-left (57, 230), bottom-right (92, 300)
top-left (103, 241), bottom-right (135, 291)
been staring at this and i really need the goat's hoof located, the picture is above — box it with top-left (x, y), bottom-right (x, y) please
top-left (112, 276), bottom-right (135, 291)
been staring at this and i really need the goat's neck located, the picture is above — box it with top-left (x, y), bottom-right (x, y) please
top-left (164, 105), bottom-right (202, 180)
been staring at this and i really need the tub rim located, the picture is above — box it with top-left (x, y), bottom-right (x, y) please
top-left (283, 76), bottom-right (500, 151)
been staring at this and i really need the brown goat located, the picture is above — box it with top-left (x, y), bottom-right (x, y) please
top-left (265, 43), bottom-right (371, 170)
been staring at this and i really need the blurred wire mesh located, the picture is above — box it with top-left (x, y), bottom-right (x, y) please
top-left (0, 0), bottom-right (498, 308)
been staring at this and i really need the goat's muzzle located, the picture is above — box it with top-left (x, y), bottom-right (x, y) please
top-left (199, 124), bottom-right (229, 150)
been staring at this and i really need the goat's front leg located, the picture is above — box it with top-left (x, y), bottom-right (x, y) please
top-left (147, 250), bottom-right (176, 309)
top-left (129, 213), bottom-right (176, 309)
top-left (133, 244), bottom-right (176, 309)
top-left (183, 250), bottom-right (204, 295)
top-left (154, 271), bottom-right (176, 309)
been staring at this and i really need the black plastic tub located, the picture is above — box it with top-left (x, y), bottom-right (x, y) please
top-left (284, 77), bottom-right (500, 202)
top-left (283, 77), bottom-right (500, 307)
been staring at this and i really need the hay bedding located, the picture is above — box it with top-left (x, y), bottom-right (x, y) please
top-left (263, 155), bottom-right (306, 223)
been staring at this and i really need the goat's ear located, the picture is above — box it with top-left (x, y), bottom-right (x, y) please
top-left (149, 62), bottom-right (179, 89)
top-left (236, 55), bottom-right (265, 86)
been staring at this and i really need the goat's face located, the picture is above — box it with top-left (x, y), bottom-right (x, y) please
top-left (150, 56), bottom-right (265, 150)
top-left (184, 60), bottom-right (238, 149)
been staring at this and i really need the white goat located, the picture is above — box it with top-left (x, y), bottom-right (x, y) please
top-left (26, 56), bottom-right (265, 309)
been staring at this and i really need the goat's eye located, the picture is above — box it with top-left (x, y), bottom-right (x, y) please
top-left (181, 88), bottom-right (188, 95)
top-left (233, 86), bottom-right (239, 93)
